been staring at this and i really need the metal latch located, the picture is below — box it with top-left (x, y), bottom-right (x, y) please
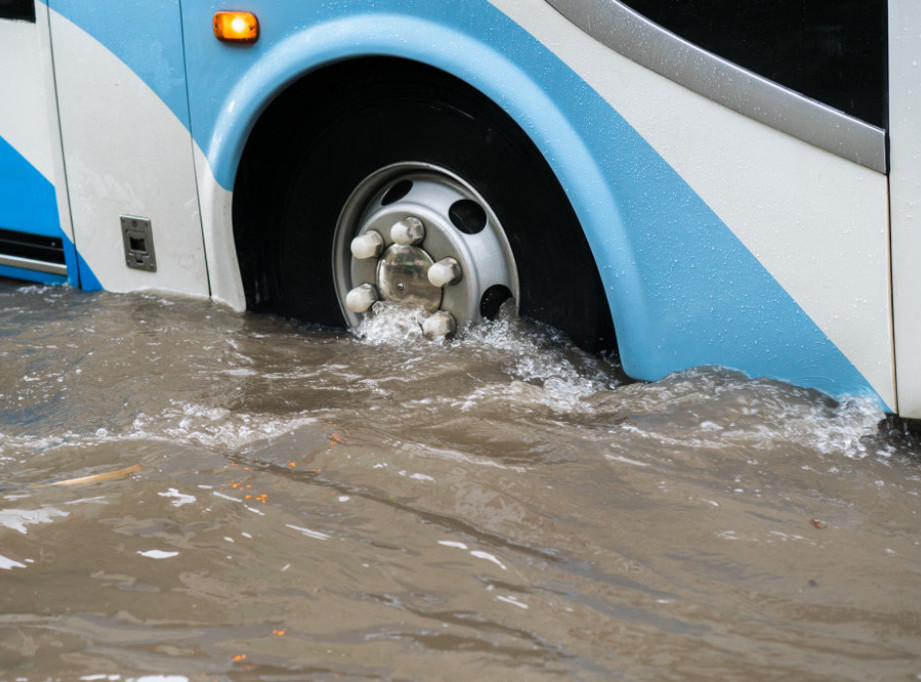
top-left (120, 215), bottom-right (157, 272)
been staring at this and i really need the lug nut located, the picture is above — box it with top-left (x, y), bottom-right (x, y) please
top-left (390, 216), bottom-right (425, 246)
top-left (427, 257), bottom-right (462, 287)
top-left (350, 230), bottom-right (384, 259)
top-left (422, 310), bottom-right (457, 338)
top-left (345, 283), bottom-right (378, 313)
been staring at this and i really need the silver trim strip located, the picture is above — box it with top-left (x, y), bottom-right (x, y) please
top-left (0, 253), bottom-right (68, 276)
top-left (544, 0), bottom-right (888, 173)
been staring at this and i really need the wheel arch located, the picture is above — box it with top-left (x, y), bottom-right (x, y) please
top-left (220, 15), bottom-right (639, 354)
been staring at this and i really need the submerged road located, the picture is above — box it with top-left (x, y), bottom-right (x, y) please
top-left (1, 280), bottom-right (919, 680)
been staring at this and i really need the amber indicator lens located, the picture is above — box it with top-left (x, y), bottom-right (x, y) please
top-left (213, 11), bottom-right (259, 43)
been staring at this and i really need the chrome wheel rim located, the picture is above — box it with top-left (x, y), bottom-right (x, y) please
top-left (332, 162), bottom-right (519, 337)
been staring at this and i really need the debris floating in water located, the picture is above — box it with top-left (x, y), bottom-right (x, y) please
top-left (32, 464), bottom-right (143, 488)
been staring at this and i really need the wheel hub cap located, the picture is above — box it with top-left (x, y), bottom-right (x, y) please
top-left (333, 163), bottom-right (518, 337)
top-left (376, 244), bottom-right (441, 312)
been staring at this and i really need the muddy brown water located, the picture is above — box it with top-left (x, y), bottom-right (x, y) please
top-left (0, 279), bottom-right (919, 681)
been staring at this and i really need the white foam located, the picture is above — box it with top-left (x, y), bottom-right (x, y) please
top-left (0, 553), bottom-right (27, 570)
top-left (496, 595), bottom-right (529, 609)
top-left (0, 507), bottom-right (69, 534)
top-left (158, 488), bottom-right (196, 507)
top-left (353, 302), bottom-right (428, 345)
top-left (470, 550), bottom-right (506, 570)
top-left (286, 523), bottom-right (330, 541)
top-left (605, 455), bottom-right (650, 467)
top-left (137, 550), bottom-right (178, 559)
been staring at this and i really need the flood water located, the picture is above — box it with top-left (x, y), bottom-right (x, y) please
top-left (1, 279), bottom-right (920, 681)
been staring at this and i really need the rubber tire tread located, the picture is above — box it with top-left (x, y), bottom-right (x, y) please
top-left (268, 61), bottom-right (614, 351)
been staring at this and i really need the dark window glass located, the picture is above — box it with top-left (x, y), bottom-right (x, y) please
top-left (0, 0), bottom-right (35, 22)
top-left (621, 0), bottom-right (887, 127)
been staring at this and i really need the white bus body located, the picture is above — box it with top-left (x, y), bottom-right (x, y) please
top-left (0, 0), bottom-right (917, 419)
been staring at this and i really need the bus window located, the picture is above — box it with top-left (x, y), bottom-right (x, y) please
top-left (0, 0), bottom-right (35, 22)
top-left (620, 0), bottom-right (887, 127)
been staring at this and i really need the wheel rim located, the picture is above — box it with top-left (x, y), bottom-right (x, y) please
top-left (332, 162), bottom-right (519, 337)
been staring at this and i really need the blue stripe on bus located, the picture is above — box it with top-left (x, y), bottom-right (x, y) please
top-left (74, 239), bottom-right (103, 291)
top-left (0, 135), bottom-right (60, 237)
top-left (37, 0), bottom-right (886, 407)
top-left (0, 265), bottom-right (67, 285)
top-left (0, 136), bottom-right (91, 288)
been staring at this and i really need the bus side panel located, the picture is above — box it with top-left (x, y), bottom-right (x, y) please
top-left (889, 0), bottom-right (921, 420)
top-left (0, 8), bottom-right (76, 285)
top-left (175, 0), bottom-right (890, 407)
top-left (54, 0), bottom-right (892, 408)
top-left (492, 0), bottom-right (894, 411)
top-left (44, 0), bottom-right (209, 297)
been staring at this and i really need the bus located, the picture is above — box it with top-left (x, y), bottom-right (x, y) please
top-left (1, 0), bottom-right (918, 421)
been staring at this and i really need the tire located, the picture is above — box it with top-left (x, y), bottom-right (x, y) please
top-left (267, 60), bottom-right (614, 351)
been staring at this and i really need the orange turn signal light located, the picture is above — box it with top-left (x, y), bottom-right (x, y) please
top-left (213, 11), bottom-right (259, 43)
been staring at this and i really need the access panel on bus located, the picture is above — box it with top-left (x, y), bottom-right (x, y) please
top-left (45, 0), bottom-right (209, 297)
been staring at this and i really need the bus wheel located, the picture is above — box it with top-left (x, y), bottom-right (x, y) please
top-left (332, 162), bottom-right (517, 337)
top-left (269, 61), bottom-right (614, 350)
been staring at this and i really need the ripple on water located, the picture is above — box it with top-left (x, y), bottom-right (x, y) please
top-left (0, 281), bottom-right (919, 680)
